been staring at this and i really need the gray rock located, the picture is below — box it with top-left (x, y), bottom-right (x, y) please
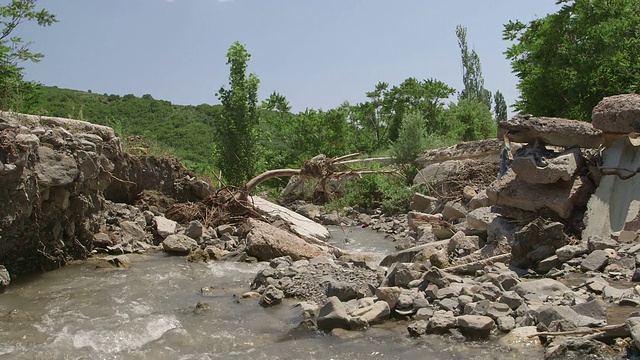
top-left (0, 265), bottom-right (10, 293)
top-left (570, 299), bottom-right (607, 322)
top-left (326, 279), bottom-right (361, 302)
top-left (484, 302), bottom-right (512, 320)
top-left (626, 317), bottom-right (640, 350)
top-left (407, 320), bottom-right (428, 337)
top-left (375, 287), bottom-right (402, 309)
top-left (422, 267), bottom-right (450, 288)
top-left (184, 220), bottom-right (203, 239)
top-left (317, 296), bottom-right (351, 332)
top-left (352, 300), bottom-right (390, 325)
top-left (457, 315), bottom-right (495, 338)
top-left (537, 255), bottom-right (562, 273)
top-left (216, 224), bottom-right (235, 237)
top-left (447, 233), bottom-right (480, 257)
top-left (155, 216), bottom-right (178, 239)
top-left (592, 93), bottom-right (640, 133)
top-left (415, 307), bottom-right (435, 321)
top-left (511, 147), bottom-right (583, 184)
top-left (442, 201), bottom-right (468, 220)
top-left (511, 218), bottom-right (567, 269)
top-left (513, 279), bottom-right (570, 298)
top-left (35, 146), bottom-right (79, 186)
top-left (467, 190), bottom-right (490, 211)
top-left (466, 206), bottom-right (499, 231)
top-left (295, 204), bottom-right (321, 220)
top-left (587, 235), bottom-right (618, 252)
top-left (394, 268), bottom-right (423, 288)
top-left (162, 234), bottom-right (198, 255)
top-left (244, 219), bottom-right (328, 261)
top-left (438, 298), bottom-right (460, 313)
top-left (409, 193), bottom-right (437, 214)
top-left (499, 291), bottom-right (524, 310)
top-left (497, 316), bottom-right (516, 332)
top-left (426, 312), bottom-right (456, 334)
top-left (498, 115), bottom-right (603, 149)
top-left (581, 249), bottom-right (609, 272)
top-left (555, 243), bottom-right (589, 262)
top-left (260, 285), bottom-right (284, 307)
top-left (536, 305), bottom-right (606, 328)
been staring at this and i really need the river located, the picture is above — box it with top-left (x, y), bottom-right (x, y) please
top-left (0, 226), bottom-right (539, 359)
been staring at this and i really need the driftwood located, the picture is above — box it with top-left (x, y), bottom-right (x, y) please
top-left (241, 153), bottom-right (399, 195)
top-left (443, 253), bottom-right (512, 274)
top-left (528, 323), bottom-right (628, 338)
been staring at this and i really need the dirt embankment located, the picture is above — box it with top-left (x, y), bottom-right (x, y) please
top-left (0, 112), bottom-right (211, 276)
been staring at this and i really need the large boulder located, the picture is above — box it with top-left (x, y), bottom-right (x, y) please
top-left (162, 234), bottom-right (198, 255)
top-left (486, 171), bottom-right (594, 219)
top-left (592, 93), bottom-right (640, 133)
top-left (498, 115), bottom-right (603, 148)
top-left (317, 296), bottom-right (351, 332)
top-left (456, 315), bottom-right (495, 338)
top-left (244, 218), bottom-right (328, 261)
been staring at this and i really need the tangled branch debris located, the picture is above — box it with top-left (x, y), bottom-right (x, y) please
top-left (165, 153), bottom-right (399, 227)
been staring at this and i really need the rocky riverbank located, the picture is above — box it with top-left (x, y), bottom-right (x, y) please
top-left (3, 94), bottom-right (640, 359)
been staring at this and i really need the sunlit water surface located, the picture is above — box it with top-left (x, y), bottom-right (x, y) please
top-left (0, 226), bottom-right (539, 359)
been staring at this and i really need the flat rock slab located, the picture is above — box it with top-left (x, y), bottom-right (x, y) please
top-left (592, 93), bottom-right (640, 133)
top-left (498, 116), bottom-right (603, 148)
top-left (415, 138), bottom-right (501, 167)
top-left (513, 278), bottom-right (570, 298)
top-left (250, 196), bottom-right (330, 242)
top-left (486, 172), bottom-right (594, 219)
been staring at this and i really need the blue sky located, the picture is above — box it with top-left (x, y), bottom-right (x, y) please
top-left (16, 0), bottom-right (560, 114)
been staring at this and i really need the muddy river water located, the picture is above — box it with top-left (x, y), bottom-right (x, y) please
top-left (0, 227), bottom-right (542, 359)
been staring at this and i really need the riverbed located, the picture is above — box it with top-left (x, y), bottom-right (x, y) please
top-left (0, 226), bottom-right (540, 359)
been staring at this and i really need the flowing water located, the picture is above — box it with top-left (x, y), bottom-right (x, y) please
top-left (0, 226), bottom-right (538, 359)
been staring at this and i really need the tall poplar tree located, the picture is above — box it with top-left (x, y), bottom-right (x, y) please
top-left (215, 42), bottom-right (260, 185)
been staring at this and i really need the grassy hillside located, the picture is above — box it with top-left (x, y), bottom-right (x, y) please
top-left (33, 86), bottom-right (221, 173)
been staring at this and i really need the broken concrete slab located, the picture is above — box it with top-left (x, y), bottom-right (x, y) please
top-left (511, 147), bottom-right (583, 184)
top-left (583, 136), bottom-right (640, 239)
top-left (592, 93), bottom-right (640, 133)
top-left (487, 172), bottom-right (594, 219)
top-left (498, 115), bottom-right (603, 148)
top-left (250, 196), bottom-right (331, 242)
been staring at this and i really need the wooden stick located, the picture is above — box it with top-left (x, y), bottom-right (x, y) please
top-left (528, 324), bottom-right (627, 338)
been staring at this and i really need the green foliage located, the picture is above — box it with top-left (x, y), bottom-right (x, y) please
top-left (215, 41), bottom-right (260, 185)
top-left (443, 99), bottom-right (496, 141)
top-left (493, 90), bottom-right (508, 122)
top-left (33, 86), bottom-right (220, 175)
top-left (391, 110), bottom-right (427, 164)
top-left (326, 173), bottom-right (416, 215)
top-left (504, 0), bottom-right (640, 121)
top-left (0, 0), bottom-right (56, 111)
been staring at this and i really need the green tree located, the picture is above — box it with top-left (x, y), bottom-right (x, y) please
top-left (456, 25), bottom-right (491, 110)
top-left (391, 110), bottom-right (427, 164)
top-left (382, 78), bottom-right (454, 141)
top-left (0, 0), bottom-right (57, 111)
top-left (215, 41), bottom-right (260, 185)
top-left (494, 90), bottom-right (508, 122)
top-left (503, 0), bottom-right (640, 121)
